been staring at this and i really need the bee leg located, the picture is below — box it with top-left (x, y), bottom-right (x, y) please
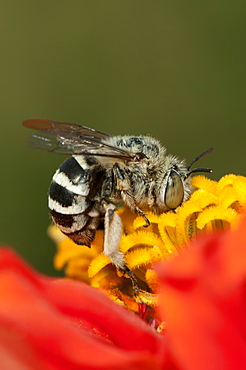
top-left (135, 206), bottom-right (151, 227)
top-left (113, 163), bottom-right (130, 191)
top-left (123, 267), bottom-right (157, 305)
top-left (103, 202), bottom-right (125, 269)
top-left (113, 164), bottom-right (151, 228)
top-left (122, 266), bottom-right (140, 295)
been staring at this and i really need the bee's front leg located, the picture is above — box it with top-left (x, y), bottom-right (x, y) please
top-left (113, 164), bottom-right (151, 227)
top-left (103, 202), bottom-right (125, 269)
top-left (135, 206), bottom-right (151, 227)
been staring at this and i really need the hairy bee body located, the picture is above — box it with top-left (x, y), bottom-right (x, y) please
top-left (23, 119), bottom-right (212, 269)
top-left (48, 135), bottom-right (191, 250)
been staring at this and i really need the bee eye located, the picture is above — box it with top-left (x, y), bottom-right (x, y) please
top-left (165, 170), bottom-right (184, 209)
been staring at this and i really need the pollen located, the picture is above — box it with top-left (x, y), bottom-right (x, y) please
top-left (50, 174), bottom-right (246, 312)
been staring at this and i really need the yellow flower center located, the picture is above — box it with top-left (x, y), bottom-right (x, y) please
top-left (48, 175), bottom-right (246, 312)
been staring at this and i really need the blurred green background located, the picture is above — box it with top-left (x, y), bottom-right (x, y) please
top-left (1, 1), bottom-right (246, 275)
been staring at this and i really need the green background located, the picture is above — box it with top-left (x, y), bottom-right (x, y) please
top-left (1, 1), bottom-right (246, 275)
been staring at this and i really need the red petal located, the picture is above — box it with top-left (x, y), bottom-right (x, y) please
top-left (0, 248), bottom-right (164, 369)
top-left (156, 215), bottom-right (246, 370)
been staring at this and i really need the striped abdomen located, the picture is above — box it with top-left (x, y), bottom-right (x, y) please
top-left (48, 155), bottom-right (102, 246)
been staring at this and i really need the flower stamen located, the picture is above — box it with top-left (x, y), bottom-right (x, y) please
top-left (50, 174), bottom-right (246, 314)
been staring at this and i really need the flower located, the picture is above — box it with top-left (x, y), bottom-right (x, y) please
top-left (1, 211), bottom-right (246, 368)
top-left (50, 175), bottom-right (246, 311)
top-left (156, 214), bottom-right (246, 369)
top-left (0, 248), bottom-right (163, 369)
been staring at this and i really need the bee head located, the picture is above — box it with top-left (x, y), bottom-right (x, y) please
top-left (157, 148), bottom-right (213, 212)
top-left (156, 164), bottom-right (189, 212)
top-left (163, 169), bottom-right (185, 209)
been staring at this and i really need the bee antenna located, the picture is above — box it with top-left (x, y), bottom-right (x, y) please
top-left (187, 147), bottom-right (213, 170)
top-left (186, 147), bottom-right (213, 178)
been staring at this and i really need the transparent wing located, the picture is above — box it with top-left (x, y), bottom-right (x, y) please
top-left (22, 119), bottom-right (134, 160)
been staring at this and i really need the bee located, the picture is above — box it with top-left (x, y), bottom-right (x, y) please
top-left (23, 119), bottom-right (212, 270)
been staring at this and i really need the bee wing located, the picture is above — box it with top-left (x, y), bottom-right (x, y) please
top-left (22, 119), bottom-right (135, 160)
